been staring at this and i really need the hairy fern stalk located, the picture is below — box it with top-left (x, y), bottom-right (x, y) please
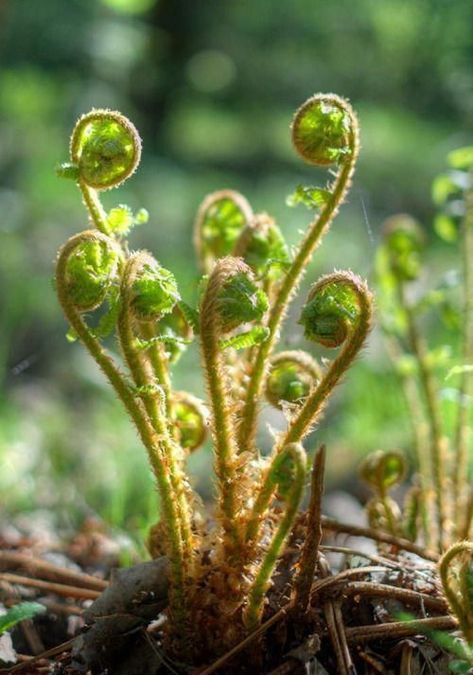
top-left (55, 96), bottom-right (374, 664)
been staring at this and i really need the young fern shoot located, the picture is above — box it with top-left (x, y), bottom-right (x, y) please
top-left (236, 94), bottom-right (360, 453)
top-left (55, 95), bottom-right (372, 664)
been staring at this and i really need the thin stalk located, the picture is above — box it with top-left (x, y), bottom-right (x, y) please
top-left (292, 444), bottom-right (326, 616)
top-left (244, 444), bottom-right (306, 629)
top-left (140, 321), bottom-right (173, 419)
top-left (118, 254), bottom-right (194, 565)
top-left (78, 180), bottom-right (110, 235)
top-left (453, 187), bottom-right (473, 535)
top-left (385, 335), bottom-right (434, 547)
top-left (56, 233), bottom-right (188, 630)
top-left (237, 122), bottom-right (359, 453)
top-left (378, 485), bottom-right (398, 537)
top-left (399, 283), bottom-right (448, 551)
top-left (200, 262), bottom-right (243, 554)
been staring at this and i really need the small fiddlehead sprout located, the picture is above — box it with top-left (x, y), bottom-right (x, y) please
top-left (359, 450), bottom-right (406, 493)
top-left (237, 94), bottom-right (360, 452)
top-left (439, 542), bottom-right (473, 646)
top-left (127, 256), bottom-right (180, 323)
top-left (61, 232), bottom-right (121, 312)
top-left (194, 189), bottom-right (254, 273)
top-left (117, 252), bottom-right (195, 574)
top-left (382, 214), bottom-right (425, 282)
top-left (70, 109), bottom-right (141, 190)
top-left (300, 273), bottom-right (366, 347)
top-left (244, 443), bottom-right (307, 629)
top-left (280, 272), bottom-right (373, 446)
top-left (213, 265), bottom-right (269, 333)
top-left (171, 391), bottom-right (208, 452)
top-left (359, 450), bottom-right (407, 535)
top-left (265, 350), bottom-right (321, 410)
top-left (232, 212), bottom-right (290, 280)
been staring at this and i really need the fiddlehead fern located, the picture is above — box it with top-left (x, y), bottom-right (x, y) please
top-left (117, 252), bottom-right (195, 566)
top-left (243, 443), bottom-right (307, 629)
top-left (265, 350), bottom-right (321, 410)
top-left (60, 233), bottom-right (121, 312)
top-left (281, 271), bottom-right (373, 446)
top-left (70, 109), bottom-right (141, 190)
top-left (194, 189), bottom-right (254, 273)
top-left (54, 96), bottom-right (378, 664)
top-left (237, 94), bottom-right (360, 452)
top-left (232, 212), bottom-right (290, 283)
top-left (58, 109), bottom-right (142, 235)
top-left (200, 257), bottom-right (268, 554)
top-left (171, 391), bottom-right (208, 452)
top-left (360, 450), bottom-right (407, 536)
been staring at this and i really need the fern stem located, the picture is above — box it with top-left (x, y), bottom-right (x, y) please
top-left (399, 284), bottom-right (447, 551)
top-left (237, 121), bottom-right (359, 453)
top-left (282, 275), bottom-right (372, 447)
top-left (244, 444), bottom-right (306, 629)
top-left (56, 234), bottom-right (189, 631)
top-left (200, 262), bottom-right (243, 555)
top-left (78, 180), bottom-right (110, 235)
top-left (453, 187), bottom-right (473, 536)
top-left (118, 254), bottom-right (194, 566)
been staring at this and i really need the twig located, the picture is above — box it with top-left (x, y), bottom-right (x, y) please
top-left (319, 544), bottom-right (426, 570)
top-left (310, 565), bottom-right (388, 602)
top-left (293, 444), bottom-right (326, 616)
top-left (317, 554), bottom-right (354, 675)
top-left (321, 516), bottom-right (438, 562)
top-left (345, 616), bottom-right (457, 643)
top-left (340, 581), bottom-right (447, 613)
top-left (0, 551), bottom-right (108, 591)
top-left (0, 572), bottom-right (101, 600)
top-left (0, 638), bottom-right (75, 674)
top-left (20, 619), bottom-right (44, 656)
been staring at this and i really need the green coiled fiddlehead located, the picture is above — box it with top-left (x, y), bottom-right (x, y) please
top-left (194, 189), bottom-right (254, 273)
top-left (359, 450), bottom-right (407, 536)
top-left (265, 350), bottom-right (321, 410)
top-left (58, 109), bottom-right (142, 235)
top-left (236, 94), bottom-right (360, 453)
top-left (281, 271), bottom-right (373, 446)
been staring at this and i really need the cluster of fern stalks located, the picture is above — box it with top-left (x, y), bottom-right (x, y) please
top-left (54, 94), bottom-right (473, 669)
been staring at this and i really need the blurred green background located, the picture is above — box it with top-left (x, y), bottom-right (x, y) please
top-left (1, 0), bottom-right (472, 538)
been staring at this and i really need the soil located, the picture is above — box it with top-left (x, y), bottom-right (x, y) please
top-left (0, 508), bottom-right (456, 675)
